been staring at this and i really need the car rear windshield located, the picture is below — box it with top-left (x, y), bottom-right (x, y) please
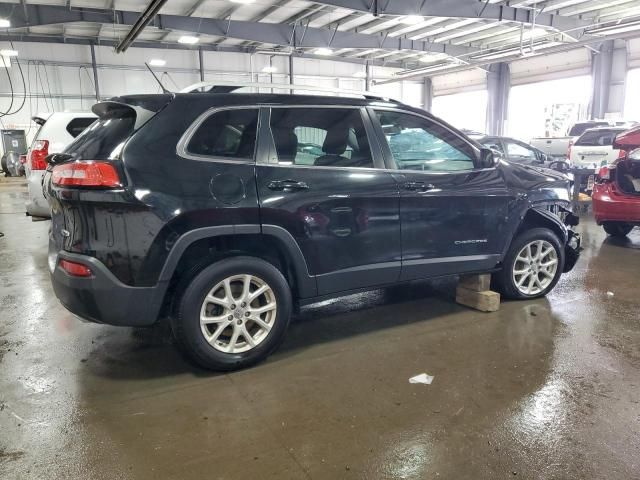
top-left (63, 95), bottom-right (171, 160)
top-left (575, 129), bottom-right (625, 147)
top-left (568, 122), bottom-right (609, 136)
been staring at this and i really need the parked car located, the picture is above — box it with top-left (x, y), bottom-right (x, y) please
top-left (530, 120), bottom-right (610, 159)
top-left (25, 112), bottom-right (96, 219)
top-left (568, 126), bottom-right (627, 169)
top-left (478, 136), bottom-right (550, 166)
top-left (592, 125), bottom-right (640, 237)
top-left (46, 86), bottom-right (581, 370)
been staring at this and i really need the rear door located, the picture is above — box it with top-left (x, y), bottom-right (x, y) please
top-left (255, 105), bottom-right (401, 296)
top-left (370, 108), bottom-right (512, 280)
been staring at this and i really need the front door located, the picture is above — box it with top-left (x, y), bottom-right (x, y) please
top-left (256, 106), bottom-right (401, 296)
top-left (370, 109), bottom-right (512, 281)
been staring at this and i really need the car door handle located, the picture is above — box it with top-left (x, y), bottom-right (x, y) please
top-left (267, 180), bottom-right (309, 192)
top-left (403, 181), bottom-right (435, 192)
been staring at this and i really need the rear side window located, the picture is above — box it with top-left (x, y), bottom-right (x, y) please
top-left (269, 107), bottom-right (373, 168)
top-left (66, 117), bottom-right (96, 138)
top-left (568, 122), bottom-right (609, 136)
top-left (186, 109), bottom-right (258, 160)
top-left (575, 129), bottom-right (624, 147)
top-left (64, 116), bottom-right (135, 160)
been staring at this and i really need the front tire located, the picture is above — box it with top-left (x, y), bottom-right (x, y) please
top-left (496, 228), bottom-right (565, 300)
top-left (171, 256), bottom-right (292, 371)
top-left (602, 222), bottom-right (633, 237)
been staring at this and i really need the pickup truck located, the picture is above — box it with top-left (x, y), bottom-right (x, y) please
top-left (530, 121), bottom-right (610, 159)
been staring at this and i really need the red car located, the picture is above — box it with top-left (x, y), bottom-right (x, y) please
top-left (592, 125), bottom-right (640, 237)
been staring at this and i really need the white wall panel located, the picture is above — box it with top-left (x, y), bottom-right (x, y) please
top-left (629, 38), bottom-right (640, 69)
top-left (510, 49), bottom-right (591, 85)
top-left (432, 69), bottom-right (486, 96)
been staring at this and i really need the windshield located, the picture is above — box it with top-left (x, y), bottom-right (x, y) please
top-left (575, 129), bottom-right (626, 147)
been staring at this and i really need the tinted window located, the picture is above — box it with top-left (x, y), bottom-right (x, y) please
top-left (187, 109), bottom-right (258, 160)
top-left (66, 117), bottom-right (96, 138)
top-left (505, 140), bottom-right (536, 159)
top-left (269, 108), bottom-right (373, 168)
top-left (376, 111), bottom-right (475, 171)
top-left (64, 116), bottom-right (135, 160)
top-left (575, 129), bottom-right (625, 147)
top-left (480, 138), bottom-right (504, 153)
top-left (568, 122), bottom-right (609, 136)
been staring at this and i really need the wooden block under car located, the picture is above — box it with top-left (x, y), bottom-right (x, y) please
top-left (455, 286), bottom-right (500, 312)
top-left (458, 274), bottom-right (491, 292)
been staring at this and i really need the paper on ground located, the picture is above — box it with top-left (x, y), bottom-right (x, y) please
top-left (409, 373), bottom-right (434, 385)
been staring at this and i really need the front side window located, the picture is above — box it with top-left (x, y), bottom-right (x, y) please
top-left (186, 109), bottom-right (259, 160)
top-left (269, 108), bottom-right (374, 168)
top-left (375, 111), bottom-right (475, 172)
top-left (505, 141), bottom-right (536, 160)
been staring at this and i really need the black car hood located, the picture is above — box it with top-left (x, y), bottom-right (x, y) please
top-left (500, 160), bottom-right (571, 204)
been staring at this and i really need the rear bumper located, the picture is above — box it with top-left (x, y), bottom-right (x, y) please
top-left (49, 246), bottom-right (164, 327)
top-left (592, 183), bottom-right (640, 224)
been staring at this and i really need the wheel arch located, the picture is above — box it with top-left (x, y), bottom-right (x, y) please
top-left (154, 225), bottom-right (317, 320)
top-left (502, 207), bottom-right (568, 258)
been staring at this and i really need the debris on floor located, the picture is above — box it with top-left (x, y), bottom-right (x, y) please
top-left (409, 373), bottom-right (434, 385)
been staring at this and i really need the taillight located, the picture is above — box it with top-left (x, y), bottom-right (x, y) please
top-left (19, 154), bottom-right (27, 164)
top-left (617, 149), bottom-right (626, 159)
top-left (59, 259), bottom-right (92, 277)
top-left (598, 165), bottom-right (610, 181)
top-left (29, 140), bottom-right (49, 170)
top-left (52, 161), bottom-right (121, 188)
top-left (567, 140), bottom-right (573, 159)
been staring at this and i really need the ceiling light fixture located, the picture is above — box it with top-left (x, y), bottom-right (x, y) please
top-left (149, 59), bottom-right (166, 67)
top-left (230, 0), bottom-right (255, 3)
top-left (314, 47), bottom-right (333, 56)
top-left (262, 66), bottom-right (278, 73)
top-left (401, 15), bottom-right (424, 25)
top-left (178, 35), bottom-right (199, 44)
top-left (0, 49), bottom-right (18, 57)
top-left (0, 19), bottom-right (10, 28)
top-left (352, 71), bottom-right (367, 78)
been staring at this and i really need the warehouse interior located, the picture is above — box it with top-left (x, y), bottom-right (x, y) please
top-left (1, 1), bottom-right (640, 479)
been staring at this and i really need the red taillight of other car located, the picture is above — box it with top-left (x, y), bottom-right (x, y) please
top-left (29, 140), bottom-right (49, 170)
top-left (52, 161), bottom-right (121, 188)
top-left (59, 259), bottom-right (92, 277)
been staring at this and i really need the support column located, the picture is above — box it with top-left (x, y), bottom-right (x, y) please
top-left (89, 43), bottom-right (100, 101)
top-left (198, 47), bottom-right (205, 82)
top-left (590, 40), bottom-right (614, 120)
top-left (486, 62), bottom-right (510, 136)
top-left (590, 39), bottom-right (627, 119)
top-left (289, 55), bottom-right (294, 85)
top-left (422, 77), bottom-right (433, 112)
top-left (365, 62), bottom-right (372, 91)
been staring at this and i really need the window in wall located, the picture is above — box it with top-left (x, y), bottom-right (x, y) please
top-left (507, 75), bottom-right (592, 142)
top-left (375, 110), bottom-right (475, 172)
top-left (186, 109), bottom-right (259, 160)
top-left (269, 108), bottom-right (374, 168)
top-left (431, 90), bottom-right (488, 133)
top-left (624, 68), bottom-right (640, 122)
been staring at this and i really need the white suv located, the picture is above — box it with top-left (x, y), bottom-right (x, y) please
top-left (25, 112), bottom-right (96, 218)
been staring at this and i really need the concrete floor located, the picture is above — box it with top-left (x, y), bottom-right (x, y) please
top-left (1, 177), bottom-right (639, 480)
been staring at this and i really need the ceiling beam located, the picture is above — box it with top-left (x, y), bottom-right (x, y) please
top-left (0, 3), bottom-right (477, 57)
top-left (307, 0), bottom-right (589, 32)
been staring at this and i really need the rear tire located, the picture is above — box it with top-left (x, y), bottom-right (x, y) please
top-left (602, 222), bottom-right (633, 237)
top-left (171, 256), bottom-right (292, 371)
top-left (496, 228), bottom-right (565, 300)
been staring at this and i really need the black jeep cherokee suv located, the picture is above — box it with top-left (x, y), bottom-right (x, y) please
top-left (46, 88), bottom-right (580, 370)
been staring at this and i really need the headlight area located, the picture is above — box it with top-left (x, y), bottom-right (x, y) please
top-left (538, 203), bottom-right (579, 227)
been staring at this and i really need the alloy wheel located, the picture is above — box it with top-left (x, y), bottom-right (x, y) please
top-left (512, 240), bottom-right (559, 296)
top-left (199, 274), bottom-right (277, 353)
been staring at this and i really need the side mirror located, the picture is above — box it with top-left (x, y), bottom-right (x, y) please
top-left (479, 147), bottom-right (498, 168)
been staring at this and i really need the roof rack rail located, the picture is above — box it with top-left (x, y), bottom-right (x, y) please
top-left (178, 81), bottom-right (399, 102)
